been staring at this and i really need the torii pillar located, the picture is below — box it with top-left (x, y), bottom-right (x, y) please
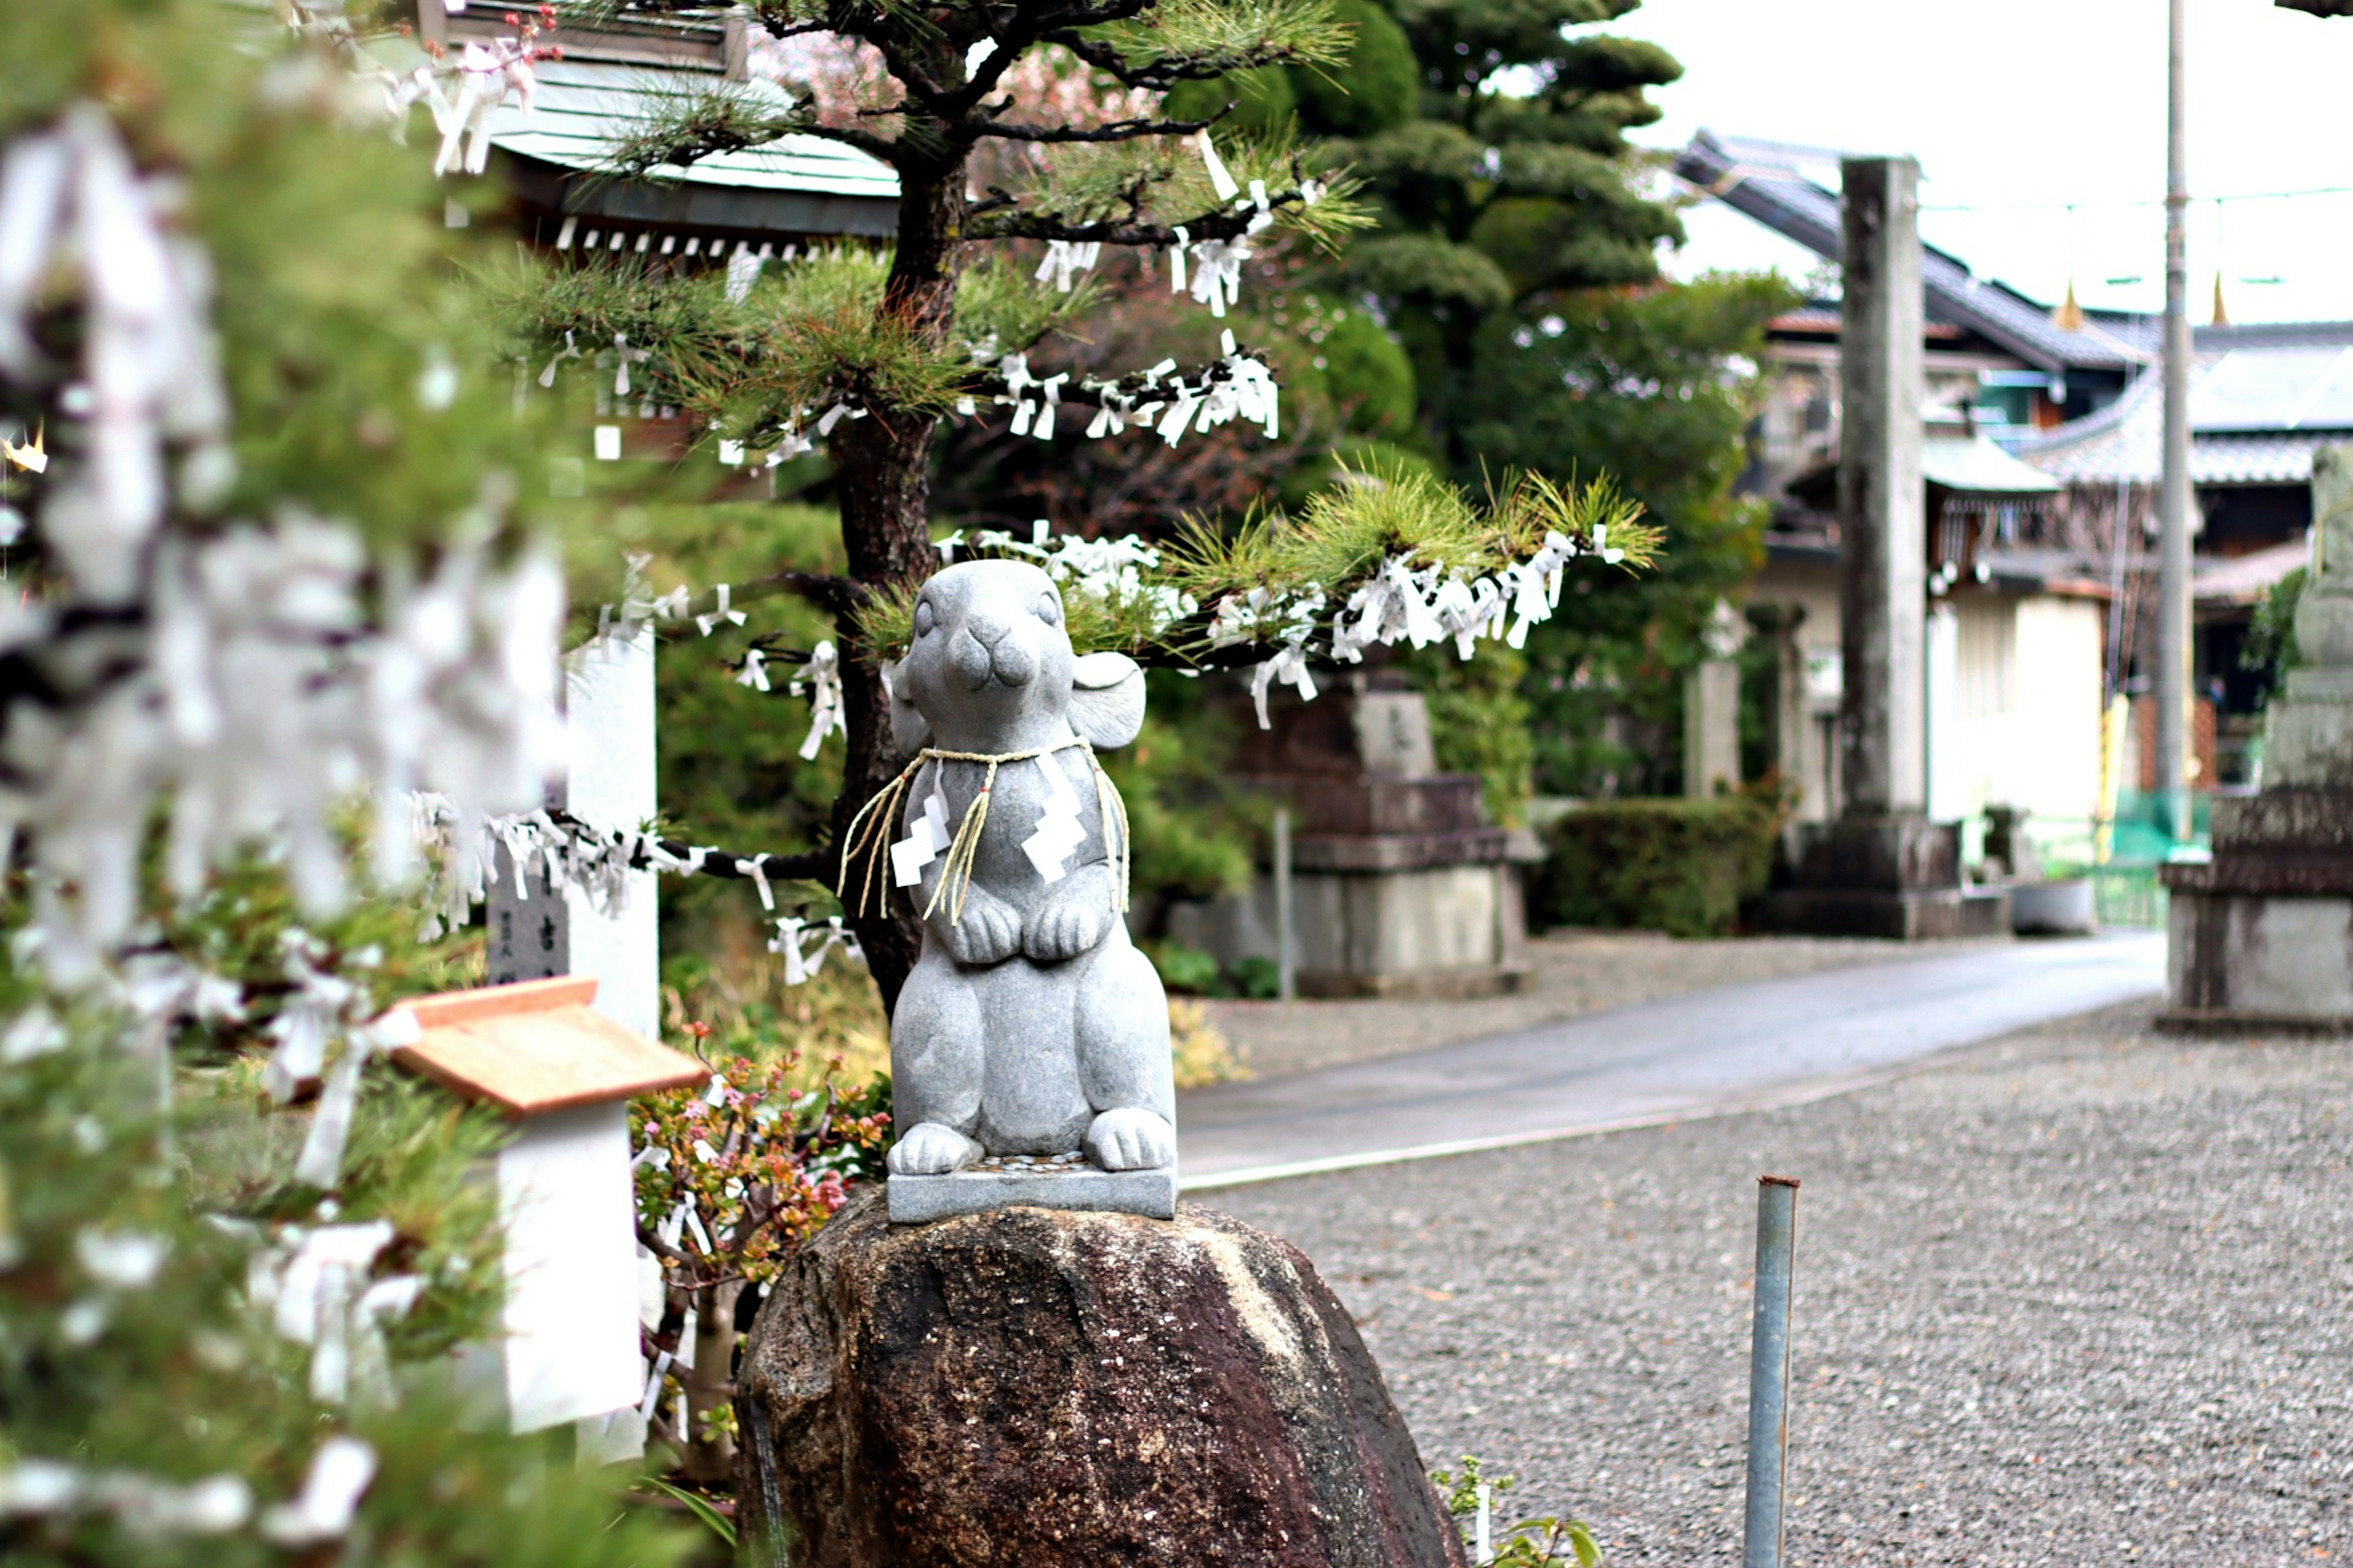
top-left (1761, 157), bottom-right (2009, 938)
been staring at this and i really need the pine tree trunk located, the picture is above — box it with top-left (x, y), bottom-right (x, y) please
top-left (824, 158), bottom-right (967, 1017)
top-left (682, 1277), bottom-right (745, 1483)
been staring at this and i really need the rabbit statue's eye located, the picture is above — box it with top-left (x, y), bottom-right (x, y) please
top-left (1036, 591), bottom-right (1063, 626)
top-left (913, 599), bottom-right (936, 637)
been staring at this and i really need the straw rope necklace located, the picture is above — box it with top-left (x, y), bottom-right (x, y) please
top-left (839, 731), bottom-right (1131, 927)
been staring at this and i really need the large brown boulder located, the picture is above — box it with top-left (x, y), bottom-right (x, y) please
top-left (735, 1190), bottom-right (1467, 1568)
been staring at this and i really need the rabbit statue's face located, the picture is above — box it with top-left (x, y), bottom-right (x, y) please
top-left (893, 560), bottom-right (1077, 752)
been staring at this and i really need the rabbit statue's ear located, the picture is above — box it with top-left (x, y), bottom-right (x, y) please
top-left (1069, 651), bottom-right (1146, 749)
top-left (885, 659), bottom-right (931, 754)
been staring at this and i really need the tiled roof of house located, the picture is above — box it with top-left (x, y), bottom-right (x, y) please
top-left (2016, 352), bottom-right (2353, 485)
top-left (486, 61), bottom-right (900, 205)
top-left (1673, 131), bottom-right (2149, 374)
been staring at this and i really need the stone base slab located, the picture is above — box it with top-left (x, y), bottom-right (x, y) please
top-left (1787, 814), bottom-right (1963, 892)
top-left (1756, 885), bottom-right (2012, 941)
top-left (887, 1164), bottom-right (1176, 1224)
top-left (2162, 887), bottom-right (2353, 1029)
top-left (1294, 964), bottom-right (1530, 1000)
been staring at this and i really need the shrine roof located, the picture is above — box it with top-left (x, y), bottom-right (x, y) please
top-left (390, 976), bottom-right (705, 1119)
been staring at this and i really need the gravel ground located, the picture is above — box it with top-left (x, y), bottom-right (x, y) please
top-left (1207, 932), bottom-right (2001, 1079)
top-left (1213, 1004), bottom-right (2353, 1566)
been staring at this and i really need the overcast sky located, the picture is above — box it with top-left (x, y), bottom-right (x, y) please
top-left (1612, 0), bottom-right (2353, 326)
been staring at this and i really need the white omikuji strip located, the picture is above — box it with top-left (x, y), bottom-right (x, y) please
top-left (0, 104), bottom-right (564, 987)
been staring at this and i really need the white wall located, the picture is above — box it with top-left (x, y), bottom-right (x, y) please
top-left (1749, 573), bottom-right (2106, 867)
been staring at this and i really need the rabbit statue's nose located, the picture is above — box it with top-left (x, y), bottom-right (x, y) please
top-left (966, 607), bottom-right (1011, 646)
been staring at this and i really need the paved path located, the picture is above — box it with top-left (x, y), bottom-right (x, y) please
top-left (1178, 931), bottom-right (2165, 1187)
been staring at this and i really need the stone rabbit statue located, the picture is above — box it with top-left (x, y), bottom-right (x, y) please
top-left (851, 559), bottom-right (1175, 1181)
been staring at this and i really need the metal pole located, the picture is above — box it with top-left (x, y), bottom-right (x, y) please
top-left (2156, 0), bottom-right (2194, 845)
top-left (1271, 806), bottom-right (1295, 1002)
top-left (1742, 1176), bottom-right (1801, 1568)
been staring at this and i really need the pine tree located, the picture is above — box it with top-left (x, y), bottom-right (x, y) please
top-left (515, 0), bottom-right (1663, 1009)
top-left (1259, 0), bottom-right (1794, 795)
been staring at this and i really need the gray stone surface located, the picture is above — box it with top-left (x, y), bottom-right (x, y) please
top-left (887, 1163), bottom-right (1178, 1222)
top-left (737, 1191), bottom-right (1469, 1568)
top-left (2266, 444), bottom-right (2353, 789)
top-left (1836, 156), bottom-right (1927, 819)
top-left (1683, 659), bottom-right (1741, 800)
top-left (1214, 1006), bottom-right (2353, 1566)
top-left (1178, 933), bottom-right (2162, 1184)
top-left (2165, 443), bottom-right (2353, 1024)
top-left (881, 561), bottom-right (1176, 1206)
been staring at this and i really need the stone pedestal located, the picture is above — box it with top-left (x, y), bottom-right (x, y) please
top-left (735, 1191), bottom-right (1468, 1568)
top-left (2162, 444), bottom-right (2353, 1029)
top-left (1763, 816), bottom-right (2010, 939)
top-left (1164, 676), bottom-right (1529, 996)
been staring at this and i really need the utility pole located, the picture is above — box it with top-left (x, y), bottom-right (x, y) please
top-left (2157, 0), bottom-right (2194, 843)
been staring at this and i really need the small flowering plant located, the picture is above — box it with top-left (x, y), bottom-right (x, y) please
top-left (631, 1042), bottom-right (890, 1292)
top-left (629, 1037), bottom-right (889, 1478)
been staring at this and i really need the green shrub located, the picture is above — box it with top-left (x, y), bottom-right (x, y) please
top-left (1231, 955), bottom-right (1283, 1000)
top-left (1148, 941), bottom-right (1222, 996)
top-left (1531, 793), bottom-right (1784, 937)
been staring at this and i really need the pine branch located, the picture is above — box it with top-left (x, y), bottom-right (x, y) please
top-left (969, 193), bottom-right (1294, 244)
top-left (686, 570), bottom-right (869, 621)
top-left (598, 80), bottom-right (902, 177)
top-left (972, 113), bottom-right (1221, 144)
top-left (1046, 31), bottom-right (1297, 87)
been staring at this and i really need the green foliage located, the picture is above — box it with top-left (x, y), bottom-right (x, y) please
top-left (1283, 1), bottom-right (1789, 793)
top-left (1456, 275), bottom-right (1792, 794)
top-left (1289, 0), bottom-right (1419, 135)
top-left (1230, 953), bottom-right (1282, 999)
top-left (1405, 638), bottom-right (1533, 825)
top-left (858, 460), bottom-right (1654, 667)
top-left (1433, 1456), bottom-right (1604, 1567)
top-left (1099, 0), bottom-right (1356, 80)
top-left (1149, 941), bottom-right (1224, 994)
top-left (1164, 461), bottom-right (1656, 630)
top-left (1530, 789), bottom-right (1787, 936)
top-left (1008, 126), bottom-right (1373, 255)
top-left (609, 502), bottom-right (847, 876)
top-left (1162, 66), bottom-right (1301, 138)
top-left (2241, 564), bottom-right (2305, 706)
top-left (0, 1028), bottom-right (693, 1568)
top-left (632, 1051), bottom-right (889, 1298)
top-left (1282, 293), bottom-right (1420, 436)
top-left (1102, 675), bottom-right (1265, 905)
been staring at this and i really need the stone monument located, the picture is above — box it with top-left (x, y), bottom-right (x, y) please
top-left (846, 559), bottom-right (1177, 1221)
top-left (751, 562), bottom-right (1469, 1567)
top-left (1684, 597), bottom-right (1746, 799)
top-left (2163, 444), bottom-right (2353, 1028)
top-left (1165, 672), bottom-right (1532, 996)
top-left (1758, 156), bottom-right (2007, 938)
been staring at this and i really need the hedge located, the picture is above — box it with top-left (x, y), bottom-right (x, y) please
top-left (1530, 795), bottom-right (1784, 937)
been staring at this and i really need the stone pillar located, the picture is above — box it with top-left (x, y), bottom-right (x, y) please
top-left (2163, 444), bottom-right (2353, 1028)
top-left (1837, 157), bottom-right (1928, 817)
top-left (1683, 664), bottom-right (1741, 800)
top-left (1684, 598), bottom-right (1745, 800)
top-left (1756, 159), bottom-right (2007, 939)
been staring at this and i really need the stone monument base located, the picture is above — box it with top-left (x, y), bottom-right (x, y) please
top-left (887, 1156), bottom-right (1177, 1223)
top-left (1756, 814), bottom-right (2012, 939)
top-left (2161, 789), bottom-right (2353, 1032)
top-left (737, 1191), bottom-right (1468, 1568)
